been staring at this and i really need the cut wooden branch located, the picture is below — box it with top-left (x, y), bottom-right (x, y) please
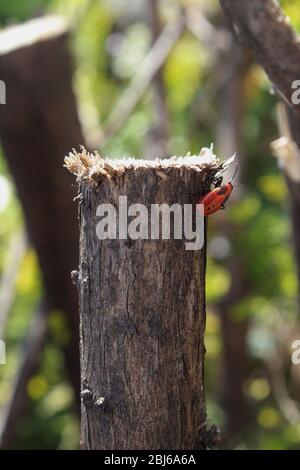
top-left (66, 148), bottom-right (225, 450)
top-left (93, 16), bottom-right (184, 148)
top-left (220, 0), bottom-right (300, 115)
top-left (0, 301), bottom-right (48, 449)
top-left (0, 230), bottom-right (27, 339)
top-left (0, 16), bottom-right (86, 405)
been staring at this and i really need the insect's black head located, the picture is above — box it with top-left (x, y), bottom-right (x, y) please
top-left (213, 176), bottom-right (223, 188)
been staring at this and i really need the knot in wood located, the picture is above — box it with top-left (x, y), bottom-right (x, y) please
top-left (80, 388), bottom-right (93, 408)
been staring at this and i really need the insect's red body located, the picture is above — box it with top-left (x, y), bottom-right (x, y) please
top-left (199, 182), bottom-right (234, 216)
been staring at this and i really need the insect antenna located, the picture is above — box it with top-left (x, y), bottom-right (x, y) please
top-left (231, 165), bottom-right (239, 182)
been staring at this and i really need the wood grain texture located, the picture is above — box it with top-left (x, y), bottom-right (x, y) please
top-left (71, 156), bottom-right (221, 449)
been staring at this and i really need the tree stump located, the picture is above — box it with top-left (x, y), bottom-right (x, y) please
top-left (66, 148), bottom-right (223, 450)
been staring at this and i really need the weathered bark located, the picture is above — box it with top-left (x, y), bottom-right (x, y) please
top-left (0, 17), bottom-right (86, 406)
top-left (220, 0), bottom-right (300, 115)
top-left (66, 150), bottom-right (222, 450)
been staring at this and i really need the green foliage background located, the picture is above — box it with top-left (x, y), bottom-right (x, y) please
top-left (0, 0), bottom-right (300, 450)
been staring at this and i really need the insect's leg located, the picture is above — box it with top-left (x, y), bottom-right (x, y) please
top-left (213, 176), bottom-right (223, 188)
top-left (220, 194), bottom-right (230, 209)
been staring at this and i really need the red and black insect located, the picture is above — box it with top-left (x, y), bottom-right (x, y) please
top-left (198, 166), bottom-right (238, 216)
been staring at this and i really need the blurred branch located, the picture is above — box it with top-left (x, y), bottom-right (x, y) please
top-left (266, 352), bottom-right (300, 425)
top-left (95, 15), bottom-right (184, 148)
top-left (185, 5), bottom-right (230, 53)
top-left (184, 5), bottom-right (244, 134)
top-left (0, 301), bottom-right (48, 449)
top-left (0, 230), bottom-right (27, 339)
top-left (284, 111), bottom-right (300, 294)
top-left (145, 0), bottom-right (169, 159)
top-left (220, 0), bottom-right (300, 115)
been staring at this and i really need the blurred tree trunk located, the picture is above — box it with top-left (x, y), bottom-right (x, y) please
top-left (0, 17), bottom-right (85, 409)
top-left (66, 153), bottom-right (220, 450)
top-left (146, 0), bottom-right (169, 159)
top-left (216, 38), bottom-right (253, 444)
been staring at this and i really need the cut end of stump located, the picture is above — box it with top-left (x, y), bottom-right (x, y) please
top-left (64, 146), bottom-right (234, 185)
